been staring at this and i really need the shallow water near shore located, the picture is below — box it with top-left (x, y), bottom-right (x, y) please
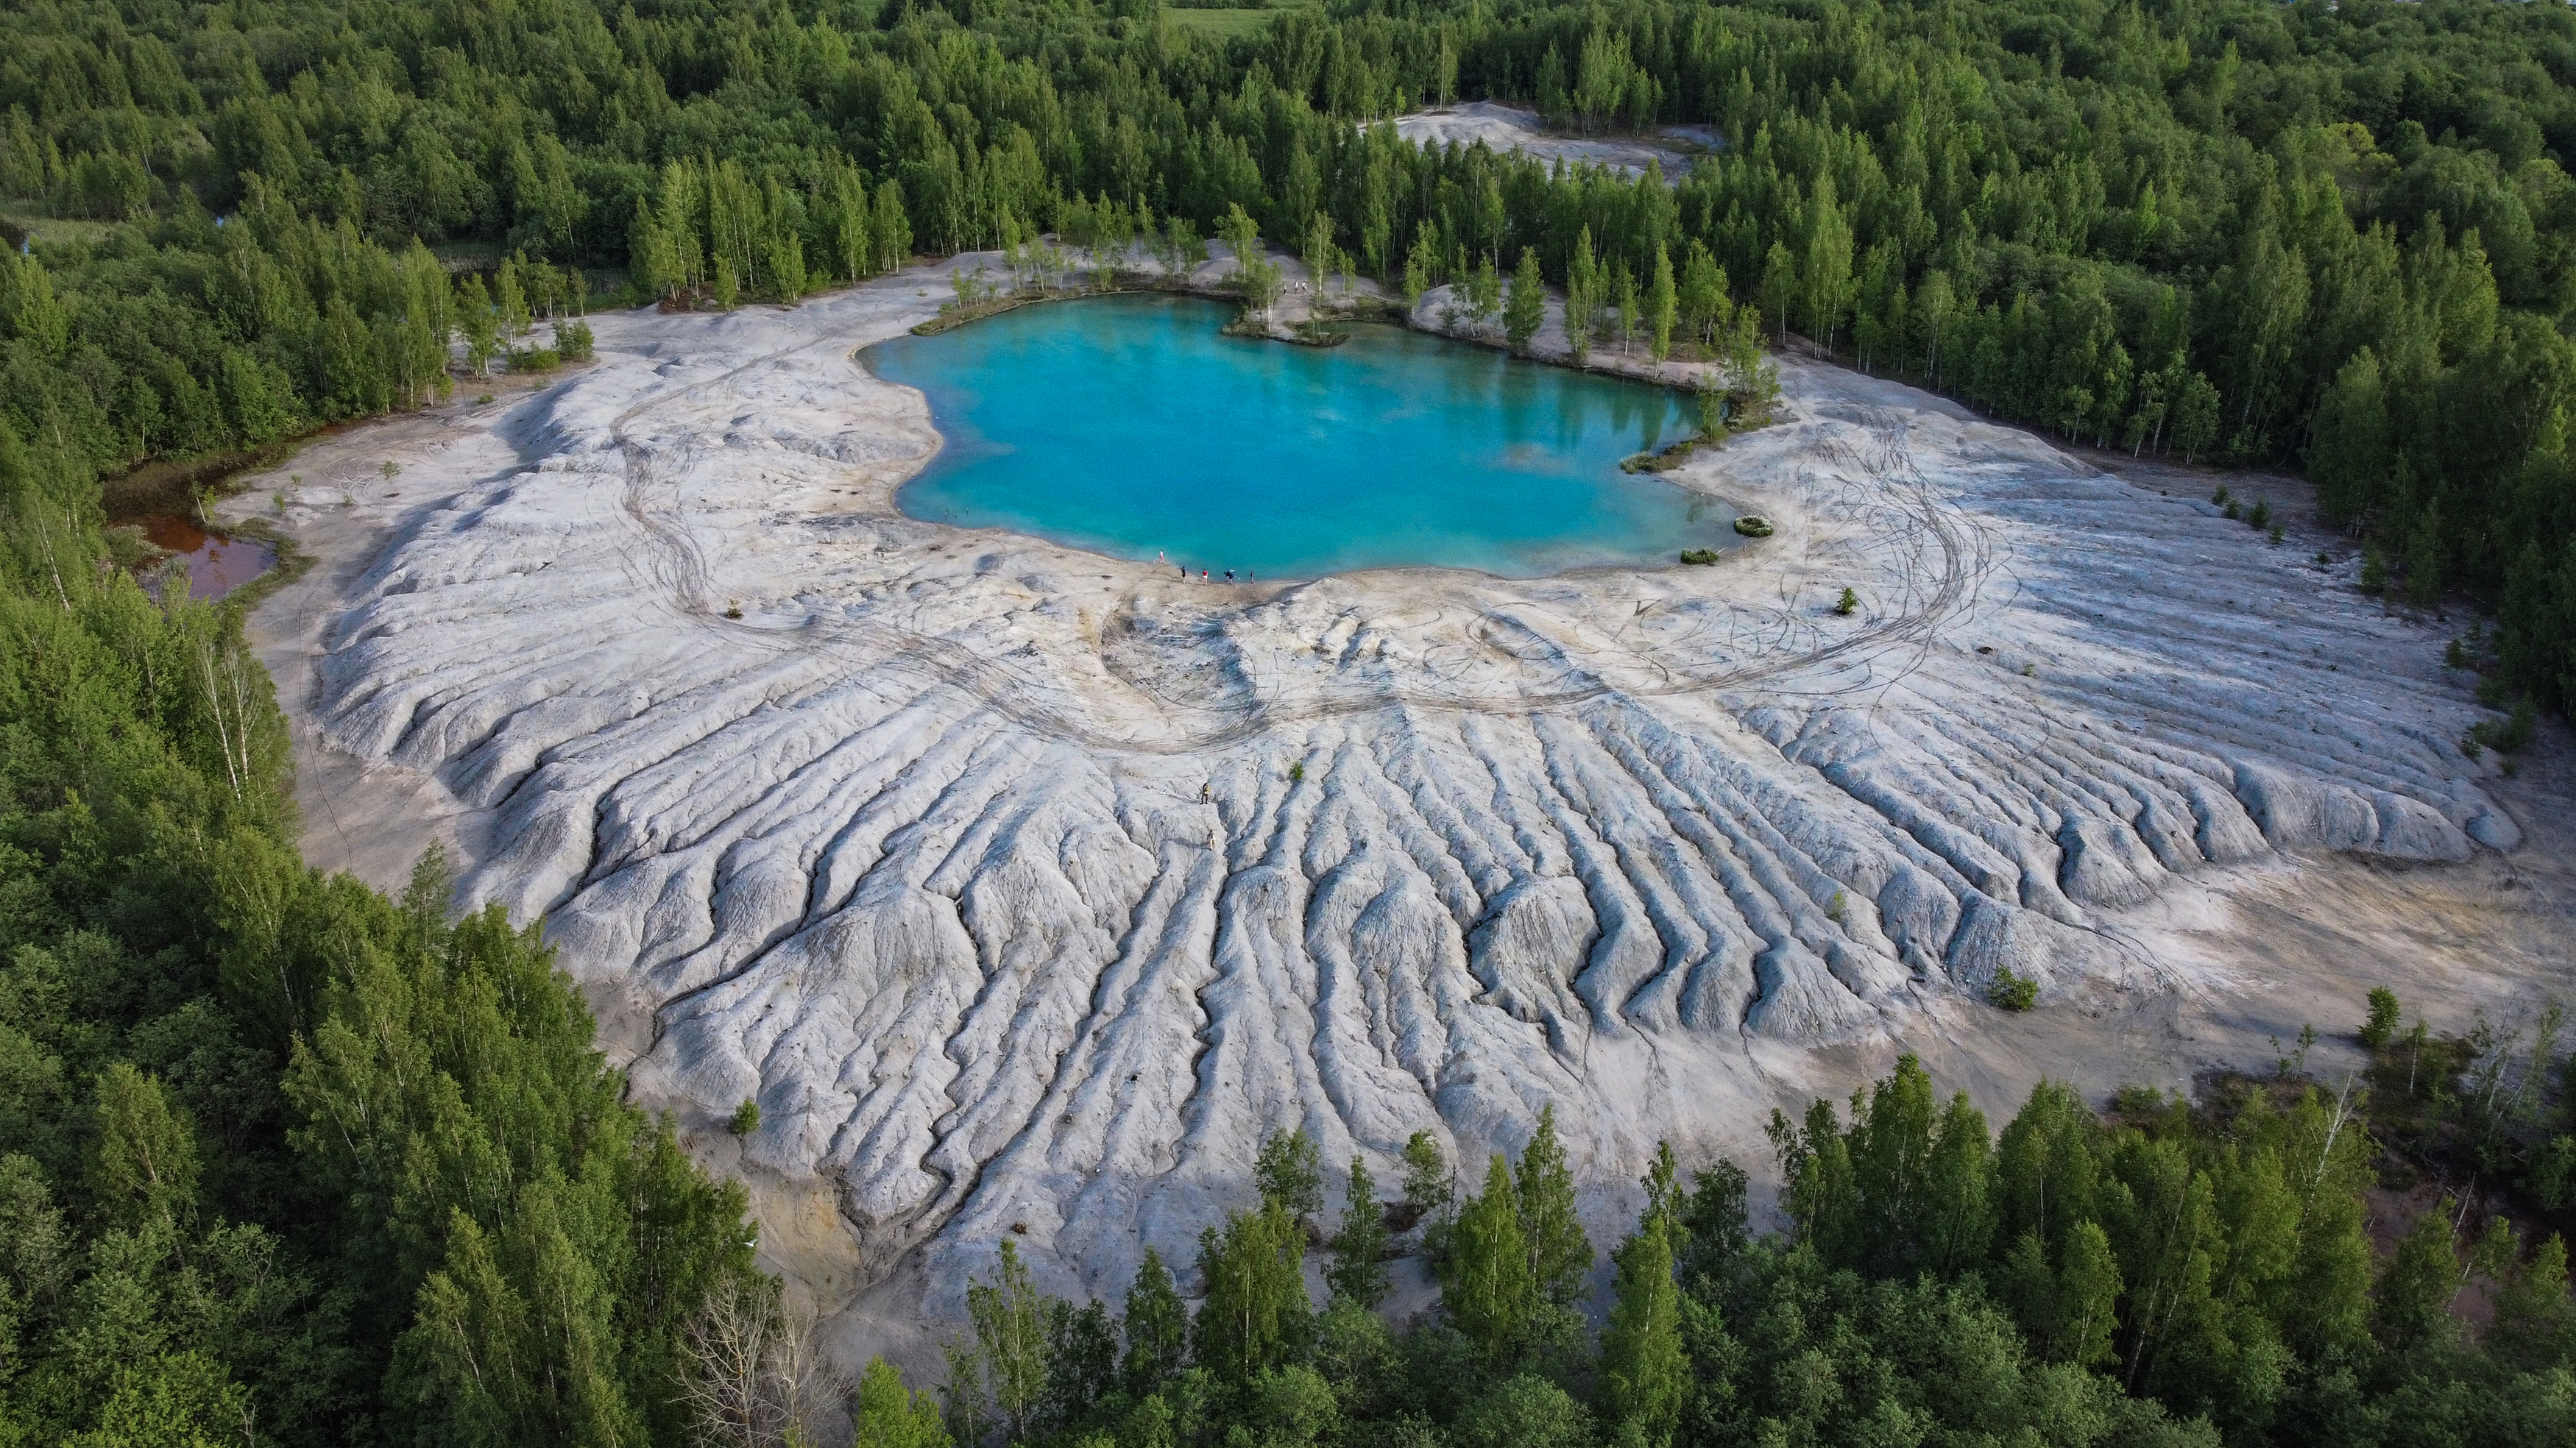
top-left (138, 514), bottom-right (275, 600)
top-left (871, 294), bottom-right (1735, 578)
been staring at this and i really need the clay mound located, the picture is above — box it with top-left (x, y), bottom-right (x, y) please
top-left (1391, 102), bottom-right (1713, 180)
top-left (264, 265), bottom-right (2516, 1309)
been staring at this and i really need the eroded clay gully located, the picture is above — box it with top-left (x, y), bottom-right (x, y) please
top-left (224, 258), bottom-right (2575, 1370)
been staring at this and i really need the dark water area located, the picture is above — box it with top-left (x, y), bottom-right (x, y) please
top-left (138, 515), bottom-right (275, 600)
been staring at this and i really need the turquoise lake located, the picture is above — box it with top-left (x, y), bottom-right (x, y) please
top-left (869, 294), bottom-right (1735, 579)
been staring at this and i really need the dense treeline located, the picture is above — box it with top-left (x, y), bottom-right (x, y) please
top-left (0, 429), bottom-right (757, 1441)
top-left (894, 1048), bottom-right (2575, 1448)
top-left (9, 4), bottom-right (2576, 1444)
top-left (7, 0), bottom-right (2576, 712)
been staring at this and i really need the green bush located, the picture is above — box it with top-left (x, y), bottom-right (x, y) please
top-left (2360, 987), bottom-right (2402, 1048)
top-left (1988, 967), bottom-right (2038, 1011)
top-left (2109, 1083), bottom-right (2173, 1115)
top-left (1679, 547), bottom-right (1719, 564)
top-left (2469, 698), bottom-right (2538, 753)
top-left (557, 319), bottom-right (595, 361)
top-left (729, 1098), bottom-right (762, 1136)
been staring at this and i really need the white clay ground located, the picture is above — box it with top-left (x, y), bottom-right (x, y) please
top-left (227, 255), bottom-right (2575, 1363)
top-left (1391, 100), bottom-right (1719, 178)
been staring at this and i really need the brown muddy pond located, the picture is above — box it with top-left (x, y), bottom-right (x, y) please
top-left (138, 515), bottom-right (275, 600)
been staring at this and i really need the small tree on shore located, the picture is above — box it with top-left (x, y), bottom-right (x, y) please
top-left (1505, 247), bottom-right (1545, 355)
top-left (1565, 227), bottom-right (1599, 363)
top-left (1649, 243), bottom-right (1677, 361)
top-left (456, 274), bottom-right (497, 375)
top-left (1303, 211), bottom-right (1336, 302)
top-left (1468, 252), bottom-right (1501, 324)
top-left (1402, 228), bottom-right (1435, 307)
top-left (1615, 263), bottom-right (1639, 356)
top-left (1222, 205), bottom-right (1281, 319)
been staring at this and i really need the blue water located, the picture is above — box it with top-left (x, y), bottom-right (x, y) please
top-left (870, 295), bottom-right (1735, 579)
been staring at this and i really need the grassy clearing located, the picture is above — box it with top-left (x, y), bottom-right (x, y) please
top-left (0, 205), bottom-right (118, 249)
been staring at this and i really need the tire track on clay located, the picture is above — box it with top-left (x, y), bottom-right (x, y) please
top-left (612, 390), bottom-right (717, 619)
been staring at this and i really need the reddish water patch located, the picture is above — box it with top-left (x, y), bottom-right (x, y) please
top-left (138, 515), bottom-right (275, 600)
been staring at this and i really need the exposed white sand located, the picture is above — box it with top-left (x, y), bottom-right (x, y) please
top-left (1392, 102), bottom-right (1717, 179)
top-left (225, 259), bottom-right (2572, 1360)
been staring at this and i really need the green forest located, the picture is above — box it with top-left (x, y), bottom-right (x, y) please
top-left (6, 0), bottom-right (2576, 1443)
top-left (900, 1035), bottom-right (2576, 1448)
top-left (4, 0), bottom-right (2576, 708)
top-left (0, 422), bottom-right (760, 1442)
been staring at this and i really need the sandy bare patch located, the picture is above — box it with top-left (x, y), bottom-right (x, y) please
top-left (1392, 101), bottom-right (1718, 179)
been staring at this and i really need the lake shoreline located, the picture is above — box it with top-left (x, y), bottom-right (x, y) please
top-left (868, 287), bottom-right (1747, 583)
top-left (896, 238), bottom-right (1751, 404)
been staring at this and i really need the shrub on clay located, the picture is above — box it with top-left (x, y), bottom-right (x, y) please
top-left (1989, 968), bottom-right (2038, 1011)
top-left (2360, 987), bottom-right (2402, 1048)
top-left (2109, 1083), bottom-right (2171, 1115)
top-left (2469, 698), bottom-right (2538, 753)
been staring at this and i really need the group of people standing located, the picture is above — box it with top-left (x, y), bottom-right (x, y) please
top-left (1160, 550), bottom-right (1250, 583)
